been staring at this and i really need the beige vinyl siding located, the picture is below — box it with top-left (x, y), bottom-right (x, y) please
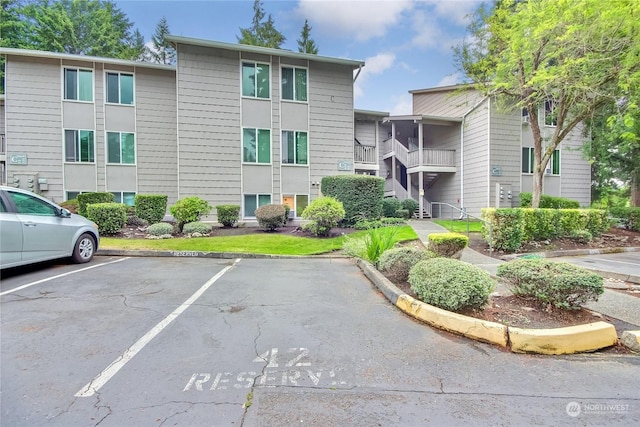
top-left (489, 100), bottom-right (521, 208)
top-left (272, 57), bottom-right (281, 198)
top-left (355, 120), bottom-right (376, 146)
top-left (413, 89), bottom-right (484, 117)
top-left (94, 62), bottom-right (106, 192)
top-left (135, 67), bottom-right (178, 206)
top-left (557, 123), bottom-right (591, 206)
top-left (308, 62), bottom-right (354, 190)
top-left (5, 56), bottom-right (64, 201)
top-left (461, 99), bottom-right (490, 217)
top-left (176, 44), bottom-right (241, 217)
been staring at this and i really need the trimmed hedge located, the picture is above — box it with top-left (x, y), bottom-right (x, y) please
top-left (86, 202), bottom-right (126, 235)
top-left (216, 205), bottom-right (241, 227)
top-left (497, 259), bottom-right (604, 310)
top-left (255, 204), bottom-right (286, 231)
top-left (427, 232), bottom-right (469, 258)
top-left (610, 207), bottom-right (640, 232)
top-left (134, 194), bottom-right (167, 224)
top-left (321, 175), bottom-right (384, 225)
top-left (379, 246), bottom-right (434, 283)
top-left (77, 192), bottom-right (115, 217)
top-left (482, 208), bottom-right (608, 252)
top-left (520, 192), bottom-right (580, 208)
top-left (409, 258), bottom-right (494, 311)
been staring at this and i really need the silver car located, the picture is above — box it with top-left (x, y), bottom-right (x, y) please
top-left (0, 186), bottom-right (100, 269)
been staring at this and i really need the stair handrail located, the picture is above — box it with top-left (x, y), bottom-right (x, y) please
top-left (430, 202), bottom-right (493, 254)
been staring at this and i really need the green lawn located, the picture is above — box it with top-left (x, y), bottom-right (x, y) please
top-left (100, 225), bottom-right (418, 256)
top-left (433, 219), bottom-right (483, 233)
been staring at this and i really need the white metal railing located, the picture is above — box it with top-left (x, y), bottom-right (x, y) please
top-left (431, 201), bottom-right (493, 253)
top-left (407, 149), bottom-right (455, 168)
top-left (354, 145), bottom-right (377, 164)
top-left (394, 140), bottom-right (408, 166)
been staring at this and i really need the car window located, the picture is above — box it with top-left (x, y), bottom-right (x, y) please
top-left (0, 198), bottom-right (6, 212)
top-left (7, 191), bottom-right (58, 216)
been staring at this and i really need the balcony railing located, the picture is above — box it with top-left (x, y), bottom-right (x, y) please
top-left (407, 149), bottom-right (455, 169)
top-left (354, 145), bottom-right (377, 164)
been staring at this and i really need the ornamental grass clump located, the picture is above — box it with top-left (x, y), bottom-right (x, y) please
top-left (378, 246), bottom-right (435, 283)
top-left (408, 258), bottom-right (494, 311)
top-left (363, 226), bottom-right (401, 264)
top-left (497, 259), bottom-right (604, 310)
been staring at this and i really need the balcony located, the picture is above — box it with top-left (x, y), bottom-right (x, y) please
top-left (354, 145), bottom-right (376, 164)
top-left (407, 149), bottom-right (456, 171)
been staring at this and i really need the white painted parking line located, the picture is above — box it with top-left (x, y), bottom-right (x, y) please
top-left (0, 258), bottom-right (130, 297)
top-left (75, 258), bottom-right (242, 398)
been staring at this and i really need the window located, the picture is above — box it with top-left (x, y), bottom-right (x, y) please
top-left (106, 72), bottom-right (134, 104)
top-left (8, 191), bottom-right (57, 216)
top-left (242, 62), bottom-right (270, 99)
top-left (282, 67), bottom-right (307, 101)
top-left (282, 194), bottom-right (308, 218)
top-left (544, 100), bottom-right (557, 126)
top-left (282, 131), bottom-right (308, 165)
top-left (522, 147), bottom-right (560, 175)
top-left (65, 130), bottom-right (95, 162)
top-left (107, 132), bottom-right (135, 164)
top-left (67, 191), bottom-right (81, 201)
top-left (112, 192), bottom-right (136, 206)
top-left (64, 68), bottom-right (93, 101)
top-left (244, 194), bottom-right (271, 217)
top-left (243, 128), bottom-right (270, 163)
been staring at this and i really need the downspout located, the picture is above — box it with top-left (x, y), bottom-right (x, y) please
top-left (460, 117), bottom-right (464, 216)
top-left (353, 64), bottom-right (363, 83)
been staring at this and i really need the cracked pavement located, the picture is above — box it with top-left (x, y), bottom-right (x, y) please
top-left (1, 256), bottom-right (639, 426)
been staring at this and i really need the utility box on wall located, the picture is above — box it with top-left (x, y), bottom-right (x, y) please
top-left (12, 173), bottom-right (40, 193)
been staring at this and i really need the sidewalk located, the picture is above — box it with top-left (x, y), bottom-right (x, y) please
top-left (408, 219), bottom-right (640, 327)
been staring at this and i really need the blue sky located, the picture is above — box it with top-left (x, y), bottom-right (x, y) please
top-left (113, 0), bottom-right (483, 114)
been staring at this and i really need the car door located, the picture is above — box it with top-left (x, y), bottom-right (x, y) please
top-left (0, 195), bottom-right (24, 267)
top-left (6, 190), bottom-right (72, 264)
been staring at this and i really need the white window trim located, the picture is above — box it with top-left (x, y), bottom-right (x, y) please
top-left (281, 130), bottom-right (309, 166)
top-left (281, 65), bottom-right (308, 103)
top-left (106, 131), bottom-right (137, 165)
top-left (243, 193), bottom-right (272, 218)
top-left (63, 67), bottom-right (94, 103)
top-left (111, 191), bottom-right (136, 206)
top-left (64, 129), bottom-right (96, 164)
top-left (105, 70), bottom-right (136, 106)
top-left (242, 127), bottom-right (272, 165)
top-left (240, 61), bottom-right (271, 100)
top-left (282, 194), bottom-right (309, 218)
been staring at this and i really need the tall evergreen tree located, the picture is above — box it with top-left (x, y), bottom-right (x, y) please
top-left (150, 16), bottom-right (175, 65)
top-left (297, 19), bottom-right (318, 54)
top-left (237, 0), bottom-right (285, 48)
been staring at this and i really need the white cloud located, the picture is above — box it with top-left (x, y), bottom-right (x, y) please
top-left (430, 0), bottom-right (481, 26)
top-left (354, 52), bottom-right (396, 99)
top-left (294, 0), bottom-right (414, 41)
top-left (436, 72), bottom-right (463, 87)
top-left (390, 93), bottom-right (413, 115)
top-left (410, 9), bottom-right (443, 49)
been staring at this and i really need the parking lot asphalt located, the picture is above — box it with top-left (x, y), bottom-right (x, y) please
top-left (1, 256), bottom-right (639, 426)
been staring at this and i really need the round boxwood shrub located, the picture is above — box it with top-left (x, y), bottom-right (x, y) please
top-left (378, 246), bottom-right (435, 283)
top-left (496, 259), bottom-right (604, 310)
top-left (216, 204), bottom-right (240, 227)
top-left (147, 222), bottom-right (175, 237)
top-left (255, 204), bottom-right (286, 231)
top-left (382, 197), bottom-right (402, 217)
top-left (408, 258), bottom-right (494, 311)
top-left (427, 232), bottom-right (469, 259)
top-left (401, 198), bottom-right (419, 216)
top-left (86, 202), bottom-right (126, 235)
top-left (182, 221), bottom-right (213, 235)
top-left (134, 194), bottom-right (168, 224)
top-left (302, 196), bottom-right (346, 237)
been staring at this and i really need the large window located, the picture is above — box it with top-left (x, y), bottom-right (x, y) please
top-left (106, 72), bottom-right (134, 105)
top-left (282, 67), bottom-right (307, 102)
top-left (282, 194), bottom-right (308, 218)
top-left (107, 132), bottom-right (136, 164)
top-left (242, 62), bottom-right (270, 99)
top-left (522, 147), bottom-right (560, 175)
top-left (65, 130), bottom-right (95, 163)
top-left (243, 128), bottom-right (271, 163)
top-left (244, 194), bottom-right (271, 217)
top-left (64, 68), bottom-right (93, 101)
top-left (112, 192), bottom-right (136, 206)
top-left (282, 130), bottom-right (308, 165)
top-left (544, 100), bottom-right (557, 126)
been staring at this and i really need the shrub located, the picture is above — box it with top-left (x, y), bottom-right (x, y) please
top-left (481, 208), bottom-right (524, 252)
top-left (147, 222), bottom-right (175, 236)
top-left (60, 199), bottom-right (78, 214)
top-left (610, 207), bottom-right (640, 231)
top-left (86, 202), bottom-right (126, 235)
top-left (378, 246), bottom-right (434, 283)
top-left (395, 209), bottom-right (410, 219)
top-left (301, 196), bottom-right (345, 236)
top-left (170, 196), bottom-right (212, 232)
top-left (283, 205), bottom-right (291, 224)
top-left (409, 258), bottom-right (494, 311)
top-left (77, 192), bottom-right (115, 217)
top-left (427, 232), bottom-right (469, 258)
top-left (134, 194), bottom-right (168, 224)
top-left (364, 226), bottom-right (401, 264)
top-left (497, 259), bottom-right (604, 310)
top-left (126, 215), bottom-right (148, 227)
top-left (321, 175), bottom-right (384, 225)
top-left (342, 235), bottom-right (367, 259)
top-left (520, 208), bottom-right (562, 241)
top-left (569, 229), bottom-right (593, 244)
top-left (382, 197), bottom-right (402, 217)
top-left (354, 217), bottom-right (407, 230)
top-left (216, 205), bottom-right (240, 227)
top-left (255, 204), bottom-right (286, 231)
top-left (401, 198), bottom-right (419, 216)
top-left (520, 192), bottom-right (580, 208)
top-left (183, 221), bottom-right (213, 235)
top-left (582, 209), bottom-right (608, 236)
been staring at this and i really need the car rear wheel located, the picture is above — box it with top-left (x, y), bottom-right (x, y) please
top-left (73, 233), bottom-right (95, 263)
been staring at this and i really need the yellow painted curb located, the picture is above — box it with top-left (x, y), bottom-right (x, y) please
top-left (620, 330), bottom-right (640, 352)
top-left (509, 322), bottom-right (618, 355)
top-left (396, 294), bottom-right (509, 347)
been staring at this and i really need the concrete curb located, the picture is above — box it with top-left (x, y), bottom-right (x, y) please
top-left (500, 246), bottom-right (640, 285)
top-left (355, 258), bottom-right (619, 355)
top-left (96, 249), bottom-right (346, 259)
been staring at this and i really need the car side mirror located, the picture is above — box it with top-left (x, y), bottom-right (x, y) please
top-left (59, 208), bottom-right (72, 218)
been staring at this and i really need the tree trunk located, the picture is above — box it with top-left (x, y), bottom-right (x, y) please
top-left (632, 173), bottom-right (640, 207)
top-left (532, 169), bottom-right (544, 208)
